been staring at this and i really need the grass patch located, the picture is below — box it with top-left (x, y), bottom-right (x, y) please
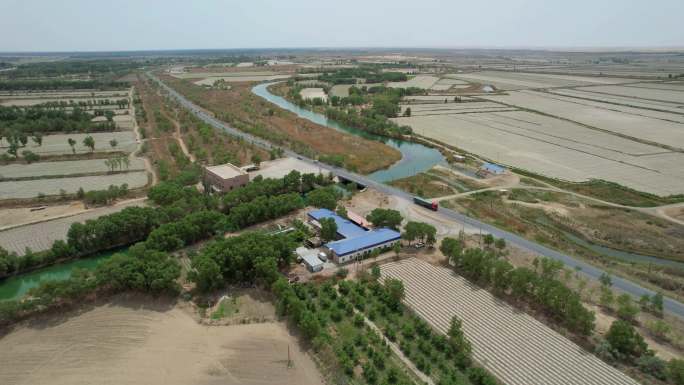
top-left (210, 297), bottom-right (239, 320)
top-left (513, 168), bottom-right (684, 207)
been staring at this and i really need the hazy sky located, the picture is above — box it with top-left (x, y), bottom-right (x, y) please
top-left (1, 0), bottom-right (683, 52)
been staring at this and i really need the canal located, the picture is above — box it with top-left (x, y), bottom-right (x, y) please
top-left (0, 248), bottom-right (128, 301)
top-left (252, 83), bottom-right (446, 182)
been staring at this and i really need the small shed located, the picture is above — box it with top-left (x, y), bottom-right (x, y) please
top-left (479, 162), bottom-right (506, 176)
top-left (296, 247), bottom-right (324, 272)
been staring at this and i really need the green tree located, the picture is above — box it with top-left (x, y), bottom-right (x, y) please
top-left (31, 133), bottom-right (43, 146)
top-left (320, 217), bottom-right (338, 242)
top-left (599, 272), bottom-right (612, 288)
top-left (669, 359), bottom-right (684, 385)
top-left (68, 138), bottom-right (77, 154)
top-left (83, 135), bottom-right (95, 152)
top-left (650, 292), bottom-right (664, 316)
top-left (494, 237), bottom-right (506, 253)
top-left (336, 205), bottom-right (348, 219)
top-left (109, 139), bottom-right (118, 148)
top-left (606, 319), bottom-right (648, 359)
top-left (600, 287), bottom-right (615, 309)
top-left (483, 234), bottom-right (494, 248)
top-left (383, 278), bottom-right (405, 310)
top-left (365, 208), bottom-right (403, 230)
top-left (250, 153), bottom-right (262, 167)
top-left (616, 293), bottom-right (639, 321)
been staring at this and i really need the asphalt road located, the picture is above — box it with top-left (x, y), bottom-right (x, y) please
top-left (148, 72), bottom-right (684, 319)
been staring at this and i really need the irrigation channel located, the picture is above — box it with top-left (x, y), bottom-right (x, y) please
top-left (252, 83), bottom-right (446, 182)
top-left (255, 83), bottom-right (684, 269)
top-left (0, 248), bottom-right (128, 301)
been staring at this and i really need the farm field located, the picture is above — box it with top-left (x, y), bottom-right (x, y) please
top-left (0, 171), bottom-right (148, 199)
top-left (193, 74), bottom-right (290, 86)
top-left (388, 75), bottom-right (439, 89)
top-left (430, 77), bottom-right (469, 91)
top-left (547, 88), bottom-right (684, 114)
top-left (0, 199), bottom-right (145, 254)
top-left (449, 71), bottom-right (635, 90)
top-left (0, 158), bottom-right (145, 180)
top-left (170, 70), bottom-right (285, 79)
top-left (575, 84), bottom-right (684, 105)
top-left (0, 90), bottom-right (129, 98)
top-left (393, 110), bottom-right (684, 195)
top-left (400, 102), bottom-right (517, 116)
top-left (0, 96), bottom-right (129, 107)
top-left (0, 299), bottom-right (324, 385)
top-left (299, 87), bottom-right (327, 101)
top-left (380, 258), bottom-right (640, 385)
top-left (329, 84), bottom-right (350, 97)
top-left (480, 90), bottom-right (684, 148)
top-left (0, 131), bottom-right (138, 155)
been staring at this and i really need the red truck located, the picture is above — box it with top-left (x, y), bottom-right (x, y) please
top-left (413, 196), bottom-right (438, 211)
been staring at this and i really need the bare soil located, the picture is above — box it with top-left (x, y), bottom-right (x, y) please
top-left (0, 296), bottom-right (324, 385)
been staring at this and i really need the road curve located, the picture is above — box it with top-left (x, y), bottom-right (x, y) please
top-left (148, 72), bottom-right (684, 319)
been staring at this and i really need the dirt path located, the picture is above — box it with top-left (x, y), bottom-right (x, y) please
top-left (129, 86), bottom-right (158, 186)
top-left (0, 298), bottom-right (324, 385)
top-left (165, 109), bottom-right (196, 163)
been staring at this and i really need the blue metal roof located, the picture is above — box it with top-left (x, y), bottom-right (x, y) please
top-left (482, 162), bottom-right (505, 174)
top-left (326, 228), bottom-right (401, 256)
top-left (308, 208), bottom-right (368, 239)
top-left (308, 209), bottom-right (401, 257)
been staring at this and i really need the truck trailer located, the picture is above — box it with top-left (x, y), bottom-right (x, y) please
top-left (413, 196), bottom-right (438, 211)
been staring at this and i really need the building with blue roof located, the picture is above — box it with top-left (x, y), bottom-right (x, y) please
top-left (480, 162), bottom-right (506, 175)
top-left (307, 209), bottom-right (401, 264)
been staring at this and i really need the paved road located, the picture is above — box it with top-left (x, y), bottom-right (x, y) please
top-left (148, 72), bottom-right (684, 319)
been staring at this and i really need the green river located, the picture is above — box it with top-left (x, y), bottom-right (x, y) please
top-left (0, 248), bottom-right (128, 301)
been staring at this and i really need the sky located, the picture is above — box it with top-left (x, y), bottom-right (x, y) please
top-left (1, 0), bottom-right (683, 52)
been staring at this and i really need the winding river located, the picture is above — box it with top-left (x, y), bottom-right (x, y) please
top-left (252, 83), bottom-right (445, 182)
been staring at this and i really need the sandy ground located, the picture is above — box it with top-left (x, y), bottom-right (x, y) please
top-left (0, 202), bottom-right (86, 228)
top-left (0, 297), bottom-right (324, 385)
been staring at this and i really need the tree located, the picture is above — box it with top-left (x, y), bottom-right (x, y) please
top-left (483, 234), bottom-right (494, 248)
top-left (306, 187), bottom-right (338, 210)
top-left (109, 139), bottom-right (118, 148)
top-left (383, 278), bottom-right (405, 310)
top-left (21, 150), bottom-right (39, 163)
top-left (650, 292), bottom-right (664, 316)
top-left (68, 138), bottom-right (76, 154)
top-left (403, 107), bottom-right (411, 117)
top-left (616, 293), bottom-right (639, 321)
top-left (365, 208), bottom-right (403, 230)
top-left (188, 254), bottom-right (223, 292)
top-left (371, 265), bottom-right (381, 280)
top-left (440, 237), bottom-right (463, 265)
top-left (393, 242), bottom-right (401, 260)
top-left (494, 238), bottom-right (506, 253)
top-left (606, 320), bottom-right (648, 359)
top-left (669, 359), bottom-right (684, 385)
top-left (448, 316), bottom-right (472, 357)
top-left (600, 287), bottom-right (615, 309)
top-left (83, 135), bottom-right (95, 152)
top-left (320, 217), bottom-right (338, 242)
top-left (599, 272), bottom-right (612, 288)
top-left (32, 133), bottom-right (43, 146)
top-left (336, 205), bottom-right (348, 219)
top-left (250, 153), bottom-right (261, 167)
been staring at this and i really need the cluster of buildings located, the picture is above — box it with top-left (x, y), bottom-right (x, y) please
top-left (301, 208), bottom-right (401, 271)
